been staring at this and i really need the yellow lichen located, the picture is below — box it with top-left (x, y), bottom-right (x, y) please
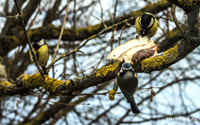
top-left (0, 81), bottom-right (12, 87)
top-left (88, 34), bottom-right (96, 39)
top-left (163, 46), bottom-right (179, 63)
top-left (107, 26), bottom-right (111, 30)
top-left (45, 76), bottom-right (63, 92)
top-left (96, 61), bottom-right (120, 77)
top-left (60, 54), bottom-right (66, 58)
top-left (21, 73), bottom-right (63, 92)
top-left (35, 112), bottom-right (44, 120)
top-left (109, 89), bottom-right (116, 101)
top-left (141, 46), bottom-right (179, 72)
top-left (21, 74), bottom-right (30, 87)
top-left (131, 10), bottom-right (142, 17)
top-left (178, 0), bottom-right (194, 6)
top-left (195, 18), bottom-right (200, 30)
top-left (75, 23), bottom-right (101, 36)
top-left (27, 30), bottom-right (32, 39)
top-left (65, 80), bottom-right (70, 85)
top-left (165, 30), bottom-right (179, 39)
top-left (88, 23), bottom-right (101, 33)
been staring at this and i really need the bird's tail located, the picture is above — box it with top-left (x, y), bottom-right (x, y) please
top-left (130, 98), bottom-right (140, 114)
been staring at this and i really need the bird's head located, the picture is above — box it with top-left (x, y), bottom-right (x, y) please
top-left (32, 37), bottom-right (44, 46)
top-left (139, 13), bottom-right (155, 29)
top-left (120, 63), bottom-right (135, 77)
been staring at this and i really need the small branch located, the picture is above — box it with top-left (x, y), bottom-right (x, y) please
top-left (0, 14), bottom-right (21, 18)
top-left (32, 93), bottom-right (90, 105)
top-left (171, 4), bottom-right (184, 36)
top-left (72, 91), bottom-right (121, 96)
top-left (118, 24), bottom-right (126, 45)
top-left (98, 0), bottom-right (107, 28)
top-left (93, 17), bottom-right (122, 72)
top-left (51, 0), bottom-right (70, 62)
top-left (13, 0), bottom-right (45, 79)
top-left (47, 16), bottom-right (134, 71)
top-left (108, 81), bottom-right (119, 101)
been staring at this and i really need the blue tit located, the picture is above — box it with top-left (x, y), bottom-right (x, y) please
top-left (29, 37), bottom-right (49, 74)
top-left (117, 63), bottom-right (140, 114)
top-left (135, 12), bottom-right (158, 37)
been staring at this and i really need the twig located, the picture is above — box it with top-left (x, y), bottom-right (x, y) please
top-left (171, 4), bottom-right (184, 36)
top-left (118, 24), bottom-right (127, 45)
top-left (0, 14), bottom-right (21, 18)
top-left (47, 16), bottom-right (135, 71)
top-left (51, 0), bottom-right (70, 62)
top-left (93, 17), bottom-right (122, 72)
top-left (113, 81), bottom-right (119, 92)
top-left (72, 91), bottom-right (121, 96)
top-left (13, 0), bottom-right (45, 80)
top-left (157, 16), bottom-right (173, 21)
top-left (32, 93), bottom-right (90, 106)
top-left (98, 0), bottom-right (107, 28)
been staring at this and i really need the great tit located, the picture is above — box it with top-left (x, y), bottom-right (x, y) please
top-left (135, 12), bottom-right (158, 37)
top-left (117, 63), bottom-right (140, 114)
top-left (29, 37), bottom-right (49, 74)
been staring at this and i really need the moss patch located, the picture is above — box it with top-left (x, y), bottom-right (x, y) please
top-left (65, 80), bottom-right (70, 85)
top-left (109, 89), bottom-right (116, 101)
top-left (22, 73), bottom-right (63, 92)
top-left (165, 30), bottom-right (179, 39)
top-left (178, 0), bottom-right (196, 6)
top-left (96, 61), bottom-right (120, 77)
top-left (0, 81), bottom-right (12, 87)
top-left (141, 46), bottom-right (179, 72)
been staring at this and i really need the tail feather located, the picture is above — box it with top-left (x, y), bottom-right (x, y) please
top-left (130, 98), bottom-right (140, 114)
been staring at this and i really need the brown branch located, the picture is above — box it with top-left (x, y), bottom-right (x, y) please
top-left (171, 4), bottom-right (184, 36)
top-left (72, 91), bottom-right (121, 96)
top-left (51, 0), bottom-right (70, 62)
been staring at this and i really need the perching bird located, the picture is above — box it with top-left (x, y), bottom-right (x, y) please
top-left (117, 63), bottom-right (140, 114)
top-left (135, 12), bottom-right (158, 37)
top-left (29, 37), bottom-right (49, 74)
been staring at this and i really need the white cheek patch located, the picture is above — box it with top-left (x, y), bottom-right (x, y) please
top-left (37, 39), bottom-right (44, 46)
top-left (139, 16), bottom-right (142, 26)
top-left (147, 18), bottom-right (154, 28)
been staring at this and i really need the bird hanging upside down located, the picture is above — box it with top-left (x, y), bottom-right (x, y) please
top-left (117, 63), bottom-right (140, 114)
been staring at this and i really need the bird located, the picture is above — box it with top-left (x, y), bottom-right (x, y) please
top-left (29, 37), bottom-right (49, 74)
top-left (135, 12), bottom-right (158, 37)
top-left (117, 63), bottom-right (140, 114)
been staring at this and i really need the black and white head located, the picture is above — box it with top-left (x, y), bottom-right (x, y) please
top-left (32, 37), bottom-right (45, 46)
top-left (139, 13), bottom-right (155, 29)
top-left (120, 63), bottom-right (135, 77)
